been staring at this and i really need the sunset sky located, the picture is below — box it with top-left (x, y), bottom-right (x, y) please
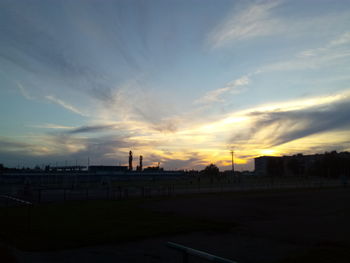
top-left (1, 0), bottom-right (350, 170)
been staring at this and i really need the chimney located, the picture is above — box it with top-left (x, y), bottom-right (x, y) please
top-left (128, 151), bottom-right (133, 171)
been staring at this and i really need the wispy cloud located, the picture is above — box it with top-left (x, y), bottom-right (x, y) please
top-left (208, 0), bottom-right (283, 48)
top-left (298, 31), bottom-right (350, 58)
top-left (16, 82), bottom-right (35, 100)
top-left (45, 95), bottom-right (87, 117)
top-left (208, 1), bottom-right (350, 49)
top-left (261, 31), bottom-right (350, 72)
top-left (195, 75), bottom-right (250, 105)
top-left (68, 124), bottom-right (116, 134)
top-left (91, 78), bottom-right (185, 133)
top-left (29, 123), bottom-right (75, 130)
top-left (328, 31), bottom-right (350, 47)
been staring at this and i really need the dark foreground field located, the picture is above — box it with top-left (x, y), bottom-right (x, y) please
top-left (2, 187), bottom-right (350, 263)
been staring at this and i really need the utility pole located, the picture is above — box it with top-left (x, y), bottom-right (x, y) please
top-left (230, 150), bottom-right (235, 175)
top-left (139, 155), bottom-right (143, 171)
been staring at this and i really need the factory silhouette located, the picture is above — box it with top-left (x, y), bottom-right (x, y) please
top-left (0, 149), bottom-right (349, 211)
top-left (1, 150), bottom-right (350, 179)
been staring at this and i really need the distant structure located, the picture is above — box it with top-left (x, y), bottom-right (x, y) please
top-left (255, 156), bottom-right (282, 176)
top-left (128, 151), bottom-right (133, 171)
top-left (255, 151), bottom-right (350, 177)
top-left (47, 165), bottom-right (86, 172)
top-left (89, 165), bottom-right (128, 174)
top-left (144, 166), bottom-right (164, 172)
top-left (137, 155), bottom-right (143, 171)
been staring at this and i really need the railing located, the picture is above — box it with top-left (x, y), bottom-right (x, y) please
top-left (167, 242), bottom-right (237, 263)
top-left (0, 195), bottom-right (33, 206)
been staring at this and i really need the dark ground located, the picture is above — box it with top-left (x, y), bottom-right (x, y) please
top-left (8, 187), bottom-right (350, 262)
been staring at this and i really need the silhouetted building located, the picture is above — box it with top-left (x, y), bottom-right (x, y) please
top-left (255, 156), bottom-right (283, 176)
top-left (49, 165), bottom-right (86, 172)
top-left (89, 165), bottom-right (128, 174)
top-left (143, 166), bottom-right (164, 172)
top-left (255, 151), bottom-right (350, 177)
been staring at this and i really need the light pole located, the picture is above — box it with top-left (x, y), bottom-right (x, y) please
top-left (230, 150), bottom-right (235, 175)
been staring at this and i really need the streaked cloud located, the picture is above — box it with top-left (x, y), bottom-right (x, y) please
top-left (227, 90), bottom-right (350, 155)
top-left (45, 95), bottom-right (87, 117)
top-left (68, 124), bottom-right (117, 134)
top-left (16, 82), bottom-right (35, 100)
top-left (29, 123), bottom-right (75, 130)
top-left (328, 31), bottom-right (350, 47)
top-left (208, 1), bottom-right (350, 49)
top-left (261, 31), bottom-right (350, 72)
top-left (242, 98), bottom-right (350, 147)
top-left (208, 0), bottom-right (283, 48)
top-left (195, 75), bottom-right (250, 105)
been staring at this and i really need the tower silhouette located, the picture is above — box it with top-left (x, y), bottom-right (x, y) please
top-left (139, 155), bottom-right (143, 171)
top-left (129, 151), bottom-right (133, 171)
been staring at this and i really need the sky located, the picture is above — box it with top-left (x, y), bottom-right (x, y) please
top-left (1, 0), bottom-right (350, 170)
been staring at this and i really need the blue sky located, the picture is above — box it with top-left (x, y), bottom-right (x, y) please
top-left (1, 0), bottom-right (350, 170)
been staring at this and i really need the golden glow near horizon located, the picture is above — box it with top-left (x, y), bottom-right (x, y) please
top-left (4, 90), bottom-right (350, 170)
top-left (259, 149), bottom-right (279, 156)
top-left (124, 91), bottom-right (350, 169)
top-left (127, 93), bottom-right (345, 169)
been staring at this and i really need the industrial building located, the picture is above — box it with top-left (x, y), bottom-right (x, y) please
top-left (88, 165), bottom-right (128, 174)
top-left (254, 151), bottom-right (350, 177)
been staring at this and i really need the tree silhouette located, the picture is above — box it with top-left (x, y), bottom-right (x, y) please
top-left (202, 164), bottom-right (219, 184)
top-left (203, 163), bottom-right (219, 176)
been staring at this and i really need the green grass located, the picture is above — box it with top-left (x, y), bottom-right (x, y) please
top-left (0, 199), bottom-right (232, 251)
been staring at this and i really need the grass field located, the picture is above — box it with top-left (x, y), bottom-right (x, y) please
top-left (0, 198), bottom-right (230, 251)
top-left (1, 186), bottom-right (349, 263)
top-left (103, 175), bottom-right (332, 188)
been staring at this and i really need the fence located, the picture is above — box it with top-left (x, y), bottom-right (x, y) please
top-left (0, 176), bottom-right (346, 204)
